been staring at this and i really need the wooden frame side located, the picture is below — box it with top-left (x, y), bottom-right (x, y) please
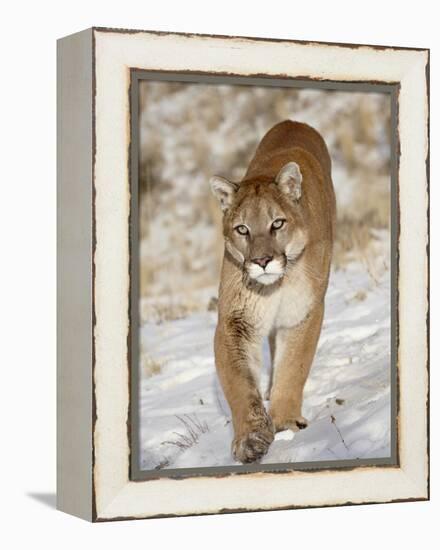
top-left (56, 28), bottom-right (94, 521)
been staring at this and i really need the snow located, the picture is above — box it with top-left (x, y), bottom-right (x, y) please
top-left (138, 260), bottom-right (391, 471)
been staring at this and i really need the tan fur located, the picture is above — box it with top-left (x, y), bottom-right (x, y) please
top-left (210, 121), bottom-right (336, 463)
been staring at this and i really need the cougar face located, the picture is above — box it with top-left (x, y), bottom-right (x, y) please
top-left (216, 175), bottom-right (307, 286)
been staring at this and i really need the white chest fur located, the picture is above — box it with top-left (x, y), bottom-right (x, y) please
top-left (251, 265), bottom-right (315, 335)
top-left (275, 272), bottom-right (315, 329)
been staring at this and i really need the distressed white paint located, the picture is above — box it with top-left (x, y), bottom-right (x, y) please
top-left (93, 29), bottom-right (429, 520)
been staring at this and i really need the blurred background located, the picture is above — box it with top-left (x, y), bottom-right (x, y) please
top-left (138, 81), bottom-right (391, 330)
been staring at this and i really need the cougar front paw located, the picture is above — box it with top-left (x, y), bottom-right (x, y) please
top-left (272, 415), bottom-right (309, 433)
top-left (232, 417), bottom-right (274, 464)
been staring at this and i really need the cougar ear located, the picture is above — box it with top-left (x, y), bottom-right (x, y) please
top-left (210, 176), bottom-right (238, 211)
top-left (275, 162), bottom-right (302, 201)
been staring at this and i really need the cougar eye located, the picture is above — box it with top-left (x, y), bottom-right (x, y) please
top-left (235, 224), bottom-right (249, 236)
top-left (271, 218), bottom-right (286, 230)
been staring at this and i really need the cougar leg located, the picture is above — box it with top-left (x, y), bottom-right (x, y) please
top-left (214, 318), bottom-right (274, 464)
top-left (265, 330), bottom-right (277, 400)
top-left (269, 302), bottom-right (324, 432)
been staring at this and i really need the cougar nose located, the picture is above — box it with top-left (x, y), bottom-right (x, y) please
top-left (252, 255), bottom-right (273, 269)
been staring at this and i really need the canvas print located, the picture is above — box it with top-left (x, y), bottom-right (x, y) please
top-left (136, 80), bottom-right (392, 471)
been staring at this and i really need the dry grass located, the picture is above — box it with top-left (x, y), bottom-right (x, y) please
top-left (162, 414), bottom-right (210, 450)
top-left (141, 354), bottom-right (163, 378)
top-left (140, 300), bottom-right (200, 324)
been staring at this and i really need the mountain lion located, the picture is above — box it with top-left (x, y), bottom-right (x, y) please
top-left (210, 120), bottom-right (336, 463)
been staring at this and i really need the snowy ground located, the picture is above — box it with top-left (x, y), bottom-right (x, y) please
top-left (138, 260), bottom-right (391, 471)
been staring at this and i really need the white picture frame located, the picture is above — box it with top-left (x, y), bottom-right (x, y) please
top-left (57, 27), bottom-right (429, 522)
